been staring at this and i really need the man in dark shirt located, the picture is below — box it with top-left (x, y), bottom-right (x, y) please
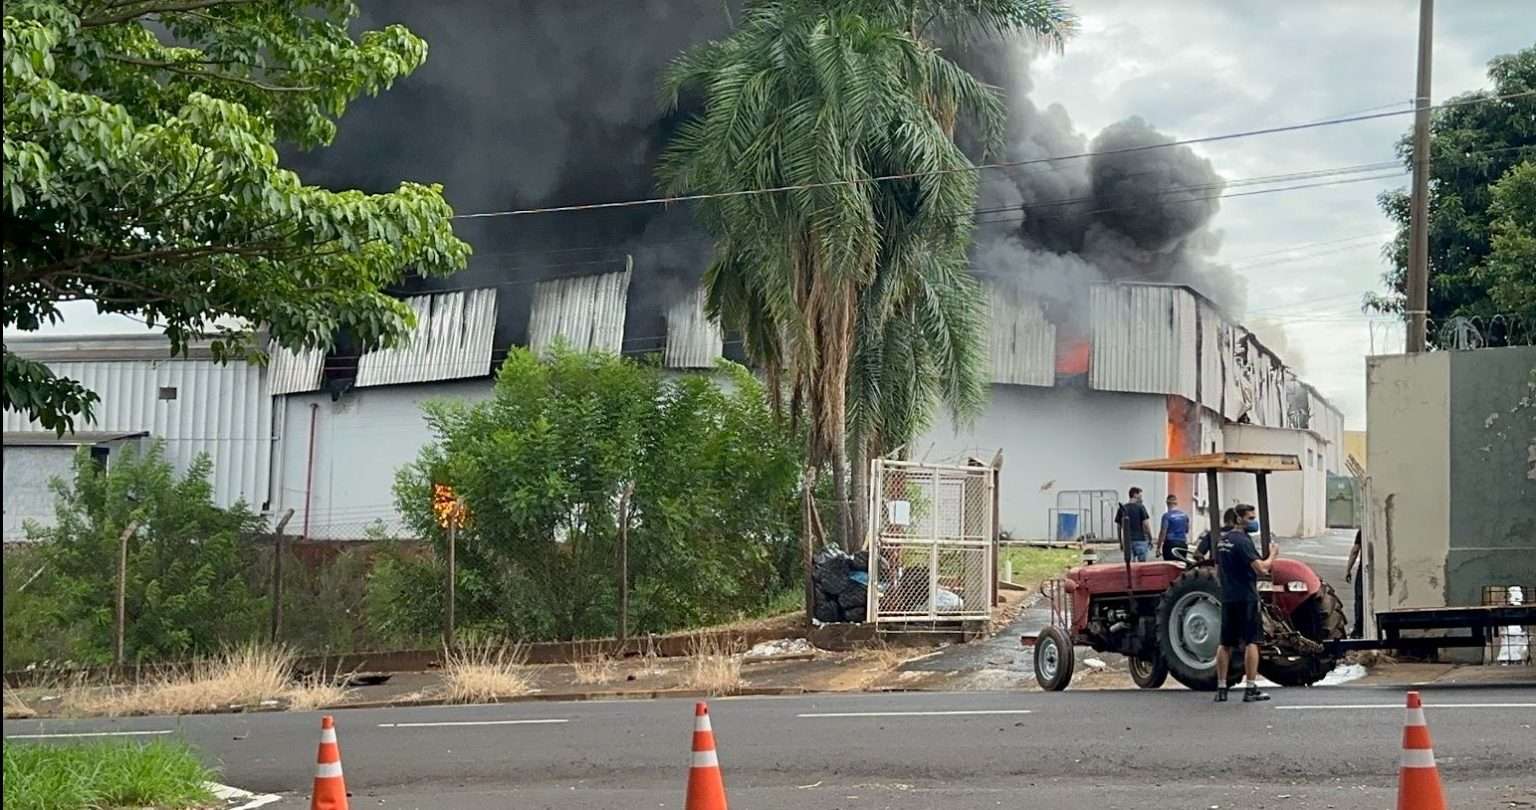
top-left (1114, 487), bottom-right (1154, 562)
top-left (1214, 503), bottom-right (1278, 703)
top-left (1345, 529), bottom-right (1364, 639)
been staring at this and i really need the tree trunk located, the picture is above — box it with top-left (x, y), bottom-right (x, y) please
top-left (849, 435), bottom-right (868, 552)
top-left (831, 438), bottom-right (850, 550)
top-left (801, 466), bottom-right (819, 622)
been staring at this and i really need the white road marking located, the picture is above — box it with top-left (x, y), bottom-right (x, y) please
top-left (378, 718), bottom-right (569, 728)
top-left (797, 709), bottom-right (1033, 719)
top-left (1276, 703), bottom-right (1536, 711)
top-left (207, 782), bottom-right (283, 810)
top-left (4, 729), bottom-right (175, 740)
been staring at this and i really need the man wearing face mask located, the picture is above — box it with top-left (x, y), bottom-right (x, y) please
top-left (1214, 503), bottom-right (1278, 703)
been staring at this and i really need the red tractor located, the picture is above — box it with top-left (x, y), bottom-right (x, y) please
top-left (1030, 453), bottom-right (1348, 692)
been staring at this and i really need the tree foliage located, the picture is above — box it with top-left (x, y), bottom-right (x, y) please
top-left (389, 348), bottom-right (804, 641)
top-left (1371, 46), bottom-right (1535, 346)
top-left (10, 442), bottom-right (267, 664)
top-left (3, 1), bottom-right (471, 432)
top-left (659, 0), bottom-right (1071, 544)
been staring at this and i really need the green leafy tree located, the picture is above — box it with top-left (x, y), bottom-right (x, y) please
top-left (658, 0), bottom-right (1071, 549)
top-left (3, 1), bottom-right (471, 432)
top-left (389, 348), bottom-right (803, 641)
top-left (1481, 160), bottom-right (1536, 327)
top-left (11, 442), bottom-right (267, 664)
top-left (1370, 46), bottom-right (1535, 345)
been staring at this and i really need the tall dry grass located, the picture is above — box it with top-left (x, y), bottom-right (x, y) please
top-left (3, 688), bottom-right (37, 719)
top-left (441, 640), bottom-right (533, 704)
top-left (685, 634), bottom-right (743, 695)
top-left (570, 643), bottom-right (618, 685)
top-left (64, 644), bottom-right (348, 717)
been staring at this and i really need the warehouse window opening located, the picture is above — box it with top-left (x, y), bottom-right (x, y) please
top-left (157, 386), bottom-right (178, 401)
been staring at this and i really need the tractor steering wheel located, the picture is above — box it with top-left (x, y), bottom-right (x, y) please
top-left (1170, 545), bottom-right (1196, 567)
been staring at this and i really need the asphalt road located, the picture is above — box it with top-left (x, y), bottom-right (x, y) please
top-left (7, 685), bottom-right (1534, 809)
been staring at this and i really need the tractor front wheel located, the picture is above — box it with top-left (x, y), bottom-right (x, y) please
top-left (1129, 654), bottom-right (1169, 689)
top-left (1034, 626), bottom-right (1075, 691)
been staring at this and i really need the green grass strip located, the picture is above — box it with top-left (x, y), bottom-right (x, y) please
top-left (3, 740), bottom-right (216, 810)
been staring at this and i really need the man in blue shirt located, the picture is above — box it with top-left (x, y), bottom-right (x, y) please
top-left (1214, 503), bottom-right (1279, 703)
top-left (1159, 494), bottom-right (1191, 561)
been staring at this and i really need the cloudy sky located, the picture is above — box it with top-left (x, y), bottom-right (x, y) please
top-left (1020, 0), bottom-right (1531, 426)
top-left (35, 1), bottom-right (1531, 427)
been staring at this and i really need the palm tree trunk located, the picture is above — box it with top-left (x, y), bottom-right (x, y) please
top-left (849, 434), bottom-right (868, 552)
top-left (801, 466), bottom-right (818, 621)
top-left (831, 437), bottom-right (850, 549)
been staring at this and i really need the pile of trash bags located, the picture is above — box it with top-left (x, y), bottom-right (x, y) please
top-left (813, 545), bottom-right (966, 623)
top-left (812, 546), bottom-right (870, 623)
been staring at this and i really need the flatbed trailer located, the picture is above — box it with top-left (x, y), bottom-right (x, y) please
top-left (1328, 603), bottom-right (1535, 657)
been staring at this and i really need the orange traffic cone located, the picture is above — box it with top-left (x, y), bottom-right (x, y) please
top-left (685, 702), bottom-right (728, 810)
top-left (311, 715), bottom-right (349, 810)
top-left (1396, 691), bottom-right (1446, 810)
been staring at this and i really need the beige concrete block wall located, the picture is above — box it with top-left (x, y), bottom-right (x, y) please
top-left (1363, 353), bottom-right (1451, 636)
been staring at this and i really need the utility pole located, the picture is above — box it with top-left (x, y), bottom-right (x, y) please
top-left (113, 521), bottom-right (141, 667)
top-left (1406, 0), bottom-right (1434, 353)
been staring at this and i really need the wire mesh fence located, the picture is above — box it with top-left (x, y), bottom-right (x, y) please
top-left (867, 460), bottom-right (994, 623)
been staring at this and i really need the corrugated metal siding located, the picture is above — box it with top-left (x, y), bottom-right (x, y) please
top-left (664, 287), bottom-right (723, 368)
top-left (528, 270), bottom-right (631, 355)
top-left (2, 360), bottom-right (271, 510)
top-left (268, 344), bottom-right (324, 395)
top-left (1197, 302), bottom-right (1226, 414)
top-left (1089, 284), bottom-right (1197, 398)
top-left (356, 288), bottom-right (498, 387)
top-left (986, 284), bottom-right (1055, 386)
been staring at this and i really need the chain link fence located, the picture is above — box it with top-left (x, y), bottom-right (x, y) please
top-left (867, 459), bottom-right (994, 624)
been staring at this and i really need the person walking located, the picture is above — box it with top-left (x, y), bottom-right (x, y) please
top-left (1114, 487), bottom-right (1154, 562)
top-left (1344, 529), bottom-right (1364, 639)
top-left (1159, 494), bottom-right (1191, 561)
top-left (1214, 503), bottom-right (1278, 703)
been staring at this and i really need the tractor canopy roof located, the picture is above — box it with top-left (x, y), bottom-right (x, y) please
top-left (1119, 452), bottom-right (1302, 474)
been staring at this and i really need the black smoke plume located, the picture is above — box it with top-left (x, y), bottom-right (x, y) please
top-left (285, 3), bottom-right (1244, 350)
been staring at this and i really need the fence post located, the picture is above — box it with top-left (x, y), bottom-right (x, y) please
top-left (113, 520), bottom-right (141, 667)
top-left (617, 482), bottom-right (633, 644)
top-left (446, 515), bottom-right (458, 647)
top-left (268, 509), bottom-right (296, 644)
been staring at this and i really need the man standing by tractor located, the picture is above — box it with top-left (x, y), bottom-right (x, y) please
top-left (1214, 503), bottom-right (1279, 703)
top-left (1115, 487), bottom-right (1154, 562)
top-left (1159, 494), bottom-right (1191, 561)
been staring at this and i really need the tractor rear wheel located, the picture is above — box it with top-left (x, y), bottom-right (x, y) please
top-left (1129, 654), bottom-right (1168, 689)
top-left (1259, 583), bottom-right (1349, 687)
top-left (1156, 568), bottom-right (1239, 691)
top-left (1033, 626), bottom-right (1075, 691)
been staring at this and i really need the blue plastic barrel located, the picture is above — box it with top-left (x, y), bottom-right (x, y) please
top-left (1055, 512), bottom-right (1079, 541)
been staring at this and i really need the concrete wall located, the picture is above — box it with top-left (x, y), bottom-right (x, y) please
top-left (269, 381), bottom-right (494, 539)
top-left (1220, 424), bottom-right (1328, 538)
top-left (1445, 347), bottom-right (1536, 608)
top-left (1364, 346), bottom-right (1536, 635)
top-left (2, 445), bottom-right (77, 541)
top-left (916, 384), bottom-right (1171, 539)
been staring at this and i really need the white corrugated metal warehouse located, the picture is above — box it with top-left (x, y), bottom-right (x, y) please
top-left (3, 276), bottom-right (1344, 543)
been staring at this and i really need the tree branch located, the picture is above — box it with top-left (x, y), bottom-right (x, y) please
top-left (82, 0), bottom-right (264, 27)
top-left (107, 54), bottom-right (317, 93)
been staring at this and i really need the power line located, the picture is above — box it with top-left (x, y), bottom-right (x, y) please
top-left (451, 90), bottom-right (1534, 220)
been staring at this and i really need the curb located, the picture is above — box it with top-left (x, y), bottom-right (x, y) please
top-left (332, 684), bottom-right (811, 711)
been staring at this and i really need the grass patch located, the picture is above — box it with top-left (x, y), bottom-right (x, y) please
top-left (998, 547), bottom-right (1078, 587)
top-left (570, 643), bottom-right (618, 686)
top-left (441, 639), bottom-right (533, 703)
top-left (4, 688), bottom-right (36, 719)
top-left (65, 644), bottom-right (347, 717)
top-left (2, 740), bottom-right (215, 810)
top-left (685, 634), bottom-right (743, 696)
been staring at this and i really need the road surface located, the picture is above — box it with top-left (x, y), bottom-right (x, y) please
top-left (7, 684), bottom-right (1534, 808)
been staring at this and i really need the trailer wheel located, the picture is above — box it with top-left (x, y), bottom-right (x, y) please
top-left (1034, 626), bottom-right (1075, 691)
top-left (1259, 583), bottom-right (1349, 687)
top-left (1129, 654), bottom-right (1168, 689)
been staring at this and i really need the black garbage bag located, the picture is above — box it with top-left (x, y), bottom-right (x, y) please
top-left (814, 551), bottom-right (852, 596)
top-left (851, 550), bottom-right (870, 573)
top-left (837, 586), bottom-right (868, 612)
top-left (814, 599), bottom-right (843, 623)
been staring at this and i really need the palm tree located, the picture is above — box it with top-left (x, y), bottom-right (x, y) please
top-left (659, 0), bottom-right (1073, 585)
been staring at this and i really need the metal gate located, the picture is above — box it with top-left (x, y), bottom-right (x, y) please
top-left (865, 459), bottom-right (995, 624)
